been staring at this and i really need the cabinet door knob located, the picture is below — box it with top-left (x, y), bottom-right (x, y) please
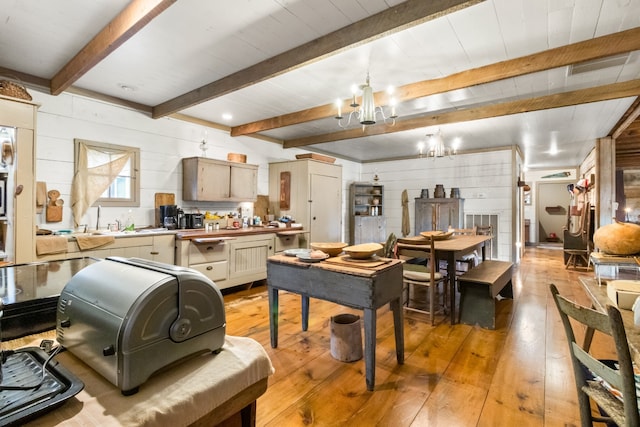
top-left (206, 266), bottom-right (213, 270)
top-left (150, 251), bottom-right (159, 255)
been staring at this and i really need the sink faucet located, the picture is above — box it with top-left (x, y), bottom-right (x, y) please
top-left (96, 205), bottom-right (102, 231)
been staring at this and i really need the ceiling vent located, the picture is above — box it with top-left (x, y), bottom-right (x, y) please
top-left (568, 53), bottom-right (630, 76)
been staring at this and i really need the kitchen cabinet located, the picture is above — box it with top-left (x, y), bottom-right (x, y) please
top-left (268, 159), bottom-right (342, 244)
top-left (149, 234), bottom-right (176, 264)
top-left (35, 234), bottom-right (176, 264)
top-left (228, 234), bottom-right (274, 285)
top-left (274, 230), bottom-right (308, 252)
top-left (175, 230), bottom-right (306, 290)
top-left (186, 237), bottom-right (230, 287)
top-left (0, 96), bottom-right (37, 263)
top-left (349, 182), bottom-right (386, 244)
top-left (182, 157), bottom-right (257, 202)
top-left (415, 198), bottom-right (464, 233)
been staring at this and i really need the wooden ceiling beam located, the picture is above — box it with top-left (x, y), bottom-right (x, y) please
top-left (234, 26), bottom-right (640, 137)
top-left (611, 97), bottom-right (640, 139)
top-left (50, 0), bottom-right (176, 95)
top-left (283, 79), bottom-right (640, 148)
top-left (151, 0), bottom-right (483, 119)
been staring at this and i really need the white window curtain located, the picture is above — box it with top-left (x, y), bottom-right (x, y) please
top-left (71, 141), bottom-right (134, 226)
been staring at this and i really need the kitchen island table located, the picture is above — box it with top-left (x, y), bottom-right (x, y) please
top-left (266, 254), bottom-right (404, 391)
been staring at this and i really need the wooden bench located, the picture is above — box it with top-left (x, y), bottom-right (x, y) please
top-left (458, 260), bottom-right (514, 329)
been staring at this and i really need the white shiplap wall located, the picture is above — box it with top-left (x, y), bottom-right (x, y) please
top-left (30, 89), bottom-right (516, 260)
top-left (360, 148), bottom-right (516, 261)
top-left (31, 89), bottom-right (362, 236)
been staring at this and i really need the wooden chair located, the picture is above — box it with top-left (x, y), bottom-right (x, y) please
top-left (550, 284), bottom-right (640, 426)
top-left (449, 226), bottom-right (478, 273)
top-left (402, 236), bottom-right (447, 325)
top-left (476, 224), bottom-right (493, 259)
top-left (563, 202), bottom-right (593, 270)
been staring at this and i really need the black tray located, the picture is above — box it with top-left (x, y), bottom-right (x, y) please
top-left (0, 347), bottom-right (84, 426)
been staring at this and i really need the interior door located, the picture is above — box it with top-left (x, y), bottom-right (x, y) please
top-left (537, 181), bottom-right (572, 243)
top-left (309, 174), bottom-right (341, 242)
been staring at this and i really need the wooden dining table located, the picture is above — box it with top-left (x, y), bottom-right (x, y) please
top-left (396, 234), bottom-right (493, 323)
top-left (578, 276), bottom-right (640, 365)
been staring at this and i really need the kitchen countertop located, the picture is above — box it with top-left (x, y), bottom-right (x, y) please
top-left (176, 226), bottom-right (306, 240)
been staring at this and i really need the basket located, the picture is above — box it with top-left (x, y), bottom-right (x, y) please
top-left (227, 153), bottom-right (247, 163)
top-left (0, 80), bottom-right (32, 101)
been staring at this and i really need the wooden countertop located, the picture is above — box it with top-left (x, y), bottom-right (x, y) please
top-left (176, 226), bottom-right (306, 240)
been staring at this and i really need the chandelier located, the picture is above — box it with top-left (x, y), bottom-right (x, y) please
top-left (335, 73), bottom-right (397, 128)
top-left (422, 131), bottom-right (455, 159)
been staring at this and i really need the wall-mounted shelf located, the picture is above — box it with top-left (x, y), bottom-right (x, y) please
top-left (545, 206), bottom-right (566, 215)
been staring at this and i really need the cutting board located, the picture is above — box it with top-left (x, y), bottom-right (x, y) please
top-left (155, 193), bottom-right (175, 208)
top-left (324, 255), bottom-right (391, 269)
top-left (254, 195), bottom-right (269, 220)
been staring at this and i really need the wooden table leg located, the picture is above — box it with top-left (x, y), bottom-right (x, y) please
top-left (269, 288), bottom-right (279, 348)
top-left (390, 297), bottom-right (405, 364)
top-left (302, 295), bottom-right (310, 331)
top-left (363, 308), bottom-right (376, 391)
top-left (447, 253), bottom-right (456, 324)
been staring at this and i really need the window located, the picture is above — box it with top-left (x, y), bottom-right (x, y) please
top-left (73, 139), bottom-right (140, 208)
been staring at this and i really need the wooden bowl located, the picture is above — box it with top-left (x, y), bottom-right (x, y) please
top-left (343, 243), bottom-right (383, 259)
top-left (310, 242), bottom-right (348, 257)
top-left (419, 230), bottom-right (454, 241)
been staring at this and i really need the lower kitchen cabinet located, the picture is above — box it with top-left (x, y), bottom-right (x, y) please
top-left (275, 230), bottom-right (309, 252)
top-left (228, 235), bottom-right (274, 285)
top-left (175, 231), bottom-right (307, 290)
top-left (150, 234), bottom-right (176, 264)
top-left (35, 234), bottom-right (176, 264)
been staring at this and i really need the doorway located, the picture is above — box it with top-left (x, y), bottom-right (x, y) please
top-left (537, 181), bottom-right (572, 244)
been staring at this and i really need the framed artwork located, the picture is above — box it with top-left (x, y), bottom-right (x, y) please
top-left (280, 171), bottom-right (290, 210)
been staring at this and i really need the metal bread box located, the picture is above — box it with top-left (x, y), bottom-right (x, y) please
top-left (57, 257), bottom-right (226, 395)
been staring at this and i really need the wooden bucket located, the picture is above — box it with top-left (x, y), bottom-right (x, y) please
top-left (330, 314), bottom-right (362, 362)
top-left (227, 153), bottom-right (247, 163)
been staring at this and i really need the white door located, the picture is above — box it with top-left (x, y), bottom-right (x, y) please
top-left (309, 174), bottom-right (341, 242)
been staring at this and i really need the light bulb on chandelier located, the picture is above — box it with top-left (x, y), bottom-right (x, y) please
top-left (424, 131), bottom-right (456, 159)
top-left (335, 73), bottom-right (398, 129)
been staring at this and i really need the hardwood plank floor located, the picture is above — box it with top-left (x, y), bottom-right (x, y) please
top-left (223, 247), bottom-right (616, 426)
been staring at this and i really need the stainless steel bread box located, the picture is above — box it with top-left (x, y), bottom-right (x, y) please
top-left (56, 257), bottom-right (226, 395)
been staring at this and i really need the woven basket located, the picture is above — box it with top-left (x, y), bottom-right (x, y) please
top-left (0, 80), bottom-right (32, 101)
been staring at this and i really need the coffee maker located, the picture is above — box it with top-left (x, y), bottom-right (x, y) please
top-left (159, 205), bottom-right (177, 229)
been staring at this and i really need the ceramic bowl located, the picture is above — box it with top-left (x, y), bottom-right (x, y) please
top-left (310, 242), bottom-right (348, 257)
top-left (343, 242), bottom-right (383, 259)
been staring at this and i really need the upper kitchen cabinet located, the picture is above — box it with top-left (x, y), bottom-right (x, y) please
top-left (0, 95), bottom-right (37, 263)
top-left (268, 159), bottom-right (342, 244)
top-left (182, 157), bottom-right (257, 202)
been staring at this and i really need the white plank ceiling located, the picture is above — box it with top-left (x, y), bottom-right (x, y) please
top-left (1, 0), bottom-right (639, 168)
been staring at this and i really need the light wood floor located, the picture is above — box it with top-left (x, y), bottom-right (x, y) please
top-left (223, 247), bottom-right (616, 426)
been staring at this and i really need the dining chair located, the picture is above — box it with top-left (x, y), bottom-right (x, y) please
top-left (550, 284), bottom-right (640, 426)
top-left (449, 225), bottom-right (478, 273)
top-left (476, 224), bottom-right (493, 259)
top-left (402, 236), bottom-right (447, 325)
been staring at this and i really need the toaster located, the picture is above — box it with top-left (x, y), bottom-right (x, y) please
top-left (57, 257), bottom-right (225, 395)
top-left (186, 213), bottom-right (204, 229)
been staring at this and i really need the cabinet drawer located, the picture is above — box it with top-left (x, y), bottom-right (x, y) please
top-left (275, 234), bottom-right (300, 252)
top-left (191, 261), bottom-right (228, 283)
top-left (189, 241), bottom-right (229, 264)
